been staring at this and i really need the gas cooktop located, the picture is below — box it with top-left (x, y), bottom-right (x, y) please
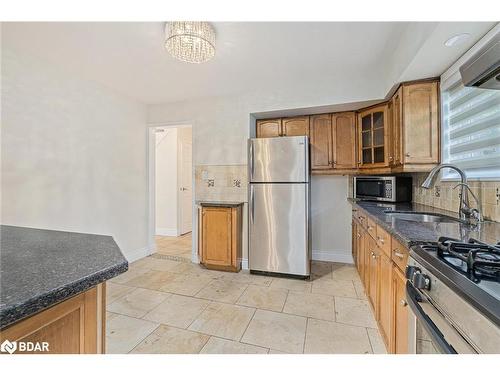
top-left (415, 237), bottom-right (500, 316)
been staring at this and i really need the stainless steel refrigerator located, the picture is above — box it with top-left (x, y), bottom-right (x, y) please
top-left (248, 136), bottom-right (311, 278)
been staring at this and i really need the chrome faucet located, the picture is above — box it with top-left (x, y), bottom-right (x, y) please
top-left (421, 164), bottom-right (482, 224)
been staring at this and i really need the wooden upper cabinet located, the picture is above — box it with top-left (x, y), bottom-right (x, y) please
top-left (357, 104), bottom-right (389, 168)
top-left (332, 112), bottom-right (357, 169)
top-left (282, 116), bottom-right (310, 137)
top-left (310, 114), bottom-right (333, 169)
top-left (256, 118), bottom-right (282, 138)
top-left (402, 81), bottom-right (440, 164)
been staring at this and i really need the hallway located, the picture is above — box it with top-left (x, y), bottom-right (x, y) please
top-left (155, 233), bottom-right (192, 261)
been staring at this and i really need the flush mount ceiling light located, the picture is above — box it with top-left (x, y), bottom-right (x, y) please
top-left (165, 21), bottom-right (216, 63)
top-left (444, 33), bottom-right (471, 47)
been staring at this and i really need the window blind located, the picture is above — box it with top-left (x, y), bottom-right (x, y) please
top-left (442, 81), bottom-right (500, 179)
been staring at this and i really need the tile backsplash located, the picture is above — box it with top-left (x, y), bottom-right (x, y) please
top-left (411, 173), bottom-right (500, 223)
top-left (195, 165), bottom-right (247, 203)
top-left (347, 174), bottom-right (500, 223)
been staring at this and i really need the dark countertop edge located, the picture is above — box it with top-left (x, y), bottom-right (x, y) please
top-left (196, 201), bottom-right (245, 207)
top-left (410, 245), bottom-right (500, 327)
top-left (0, 260), bottom-right (128, 330)
top-left (347, 198), bottom-right (416, 247)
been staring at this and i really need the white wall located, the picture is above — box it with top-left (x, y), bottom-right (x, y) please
top-left (311, 176), bottom-right (352, 263)
top-left (1, 47), bottom-right (149, 262)
top-left (155, 128), bottom-right (178, 236)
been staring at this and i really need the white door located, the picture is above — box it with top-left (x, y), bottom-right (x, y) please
top-left (178, 134), bottom-right (192, 234)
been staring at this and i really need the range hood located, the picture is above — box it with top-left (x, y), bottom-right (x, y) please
top-left (459, 31), bottom-right (500, 90)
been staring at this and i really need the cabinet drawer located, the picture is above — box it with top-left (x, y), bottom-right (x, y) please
top-left (355, 210), bottom-right (367, 229)
top-left (391, 239), bottom-right (409, 271)
top-left (376, 225), bottom-right (392, 258)
top-left (366, 217), bottom-right (377, 239)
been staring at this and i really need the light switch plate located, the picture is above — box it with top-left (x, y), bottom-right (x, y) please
top-left (201, 170), bottom-right (208, 180)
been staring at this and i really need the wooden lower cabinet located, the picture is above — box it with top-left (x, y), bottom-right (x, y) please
top-left (0, 284), bottom-right (105, 354)
top-left (378, 253), bottom-right (393, 349)
top-left (393, 265), bottom-right (409, 354)
top-left (352, 211), bottom-right (409, 354)
top-left (368, 242), bottom-right (380, 317)
top-left (199, 204), bottom-right (242, 272)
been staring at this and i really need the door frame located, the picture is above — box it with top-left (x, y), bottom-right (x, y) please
top-left (147, 121), bottom-right (197, 263)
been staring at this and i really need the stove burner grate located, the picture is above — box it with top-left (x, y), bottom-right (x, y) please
top-left (436, 237), bottom-right (500, 280)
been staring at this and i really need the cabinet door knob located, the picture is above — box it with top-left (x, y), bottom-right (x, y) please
top-left (405, 152), bottom-right (410, 157)
top-left (400, 299), bottom-right (408, 307)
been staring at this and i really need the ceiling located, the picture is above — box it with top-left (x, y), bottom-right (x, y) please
top-left (1, 22), bottom-right (496, 104)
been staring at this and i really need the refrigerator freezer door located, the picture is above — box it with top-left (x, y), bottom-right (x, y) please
top-left (249, 136), bottom-right (309, 183)
top-left (249, 183), bottom-right (310, 276)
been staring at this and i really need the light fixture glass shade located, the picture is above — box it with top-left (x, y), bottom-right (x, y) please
top-left (165, 21), bottom-right (216, 63)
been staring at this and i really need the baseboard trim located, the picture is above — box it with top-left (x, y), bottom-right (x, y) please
top-left (312, 250), bottom-right (353, 264)
top-left (241, 258), bottom-right (249, 270)
top-left (156, 227), bottom-right (178, 237)
top-left (125, 246), bottom-right (153, 263)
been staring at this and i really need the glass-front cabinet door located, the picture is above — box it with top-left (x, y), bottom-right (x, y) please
top-left (358, 104), bottom-right (389, 167)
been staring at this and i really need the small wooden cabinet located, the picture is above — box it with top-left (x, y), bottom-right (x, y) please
top-left (401, 81), bottom-right (440, 166)
top-left (0, 284), bottom-right (105, 354)
top-left (256, 116), bottom-right (309, 138)
top-left (310, 114), bottom-right (333, 169)
top-left (310, 112), bottom-right (357, 173)
top-left (357, 104), bottom-right (389, 168)
top-left (282, 116), bottom-right (310, 137)
top-left (199, 203), bottom-right (242, 272)
top-left (256, 118), bottom-right (282, 138)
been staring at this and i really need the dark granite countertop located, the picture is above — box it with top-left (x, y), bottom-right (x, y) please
top-left (0, 225), bottom-right (128, 329)
top-left (196, 201), bottom-right (245, 207)
top-left (348, 198), bottom-right (500, 246)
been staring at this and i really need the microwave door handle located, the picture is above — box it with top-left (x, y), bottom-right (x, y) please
top-left (406, 282), bottom-right (457, 354)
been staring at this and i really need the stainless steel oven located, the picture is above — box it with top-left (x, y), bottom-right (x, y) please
top-left (353, 176), bottom-right (412, 202)
top-left (406, 256), bottom-right (500, 354)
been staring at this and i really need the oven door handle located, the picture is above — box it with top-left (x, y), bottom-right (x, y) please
top-left (406, 281), bottom-right (457, 354)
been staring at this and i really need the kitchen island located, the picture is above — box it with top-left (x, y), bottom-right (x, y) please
top-left (0, 225), bottom-right (128, 354)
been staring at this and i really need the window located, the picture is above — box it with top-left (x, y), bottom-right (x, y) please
top-left (441, 81), bottom-right (500, 180)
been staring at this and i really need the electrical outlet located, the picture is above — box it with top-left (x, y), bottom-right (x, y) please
top-left (435, 185), bottom-right (441, 198)
top-left (207, 179), bottom-right (214, 187)
top-left (496, 188), bottom-right (500, 204)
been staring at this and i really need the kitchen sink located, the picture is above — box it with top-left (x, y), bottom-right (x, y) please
top-left (383, 210), bottom-right (464, 224)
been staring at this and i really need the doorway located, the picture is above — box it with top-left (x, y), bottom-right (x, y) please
top-left (151, 124), bottom-right (193, 262)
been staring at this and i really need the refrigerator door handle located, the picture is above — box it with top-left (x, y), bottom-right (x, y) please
top-left (249, 141), bottom-right (255, 181)
top-left (250, 185), bottom-right (255, 223)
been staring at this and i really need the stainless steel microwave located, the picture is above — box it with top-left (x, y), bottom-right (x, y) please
top-left (353, 176), bottom-right (412, 202)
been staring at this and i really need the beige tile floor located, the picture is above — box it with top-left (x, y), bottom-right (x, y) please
top-left (106, 257), bottom-right (387, 354)
top-left (155, 233), bottom-right (192, 261)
